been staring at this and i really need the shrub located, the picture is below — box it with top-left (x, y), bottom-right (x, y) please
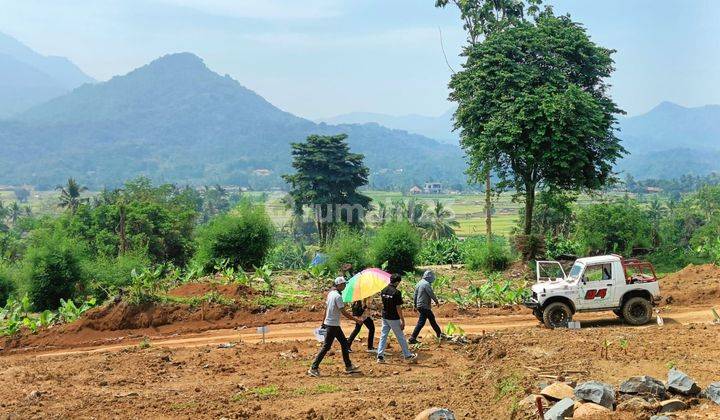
top-left (265, 239), bottom-right (308, 270)
top-left (0, 264), bottom-right (16, 306)
top-left (20, 233), bottom-right (87, 311)
top-left (370, 221), bottom-right (421, 273)
top-left (326, 227), bottom-right (369, 273)
top-left (574, 200), bottom-right (651, 255)
top-left (418, 237), bottom-right (462, 265)
top-left (462, 237), bottom-right (511, 272)
top-left (83, 251), bottom-right (151, 299)
top-left (194, 202), bottom-right (274, 272)
top-left (545, 235), bottom-right (582, 260)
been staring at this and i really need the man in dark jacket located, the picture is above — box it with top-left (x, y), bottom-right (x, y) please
top-left (409, 270), bottom-right (443, 344)
top-left (376, 273), bottom-right (417, 363)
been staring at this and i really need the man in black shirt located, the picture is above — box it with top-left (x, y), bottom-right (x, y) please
top-left (376, 273), bottom-right (417, 363)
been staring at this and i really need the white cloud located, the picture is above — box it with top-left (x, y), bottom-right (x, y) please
top-left (156, 0), bottom-right (344, 20)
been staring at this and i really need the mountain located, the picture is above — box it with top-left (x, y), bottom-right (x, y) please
top-left (320, 108), bottom-right (458, 144)
top-left (0, 53), bottom-right (465, 189)
top-left (0, 32), bottom-right (94, 117)
top-left (616, 102), bottom-right (720, 179)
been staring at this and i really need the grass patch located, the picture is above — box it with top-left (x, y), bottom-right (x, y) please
top-left (494, 374), bottom-right (522, 400)
top-left (169, 402), bottom-right (197, 411)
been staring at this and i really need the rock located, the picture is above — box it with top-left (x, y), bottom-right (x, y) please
top-left (617, 396), bottom-right (658, 414)
top-left (650, 416), bottom-right (671, 420)
top-left (704, 382), bottom-right (720, 405)
top-left (518, 394), bottom-right (549, 415)
top-left (541, 382), bottom-right (575, 401)
top-left (658, 398), bottom-right (687, 413)
top-left (572, 402), bottom-right (610, 418)
top-left (667, 368), bottom-right (700, 395)
top-left (620, 375), bottom-right (667, 399)
top-left (574, 381), bottom-right (615, 409)
top-left (544, 397), bottom-right (575, 420)
top-left (26, 390), bottom-right (43, 401)
top-left (414, 408), bottom-right (456, 420)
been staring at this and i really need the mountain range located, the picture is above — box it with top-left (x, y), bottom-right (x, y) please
top-left (0, 32), bottom-right (94, 118)
top-left (0, 52), bottom-right (465, 189)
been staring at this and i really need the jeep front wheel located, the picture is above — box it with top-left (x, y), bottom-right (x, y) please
top-left (622, 297), bottom-right (652, 325)
top-left (542, 302), bottom-right (572, 329)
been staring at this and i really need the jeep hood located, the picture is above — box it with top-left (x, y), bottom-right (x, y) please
top-left (532, 281), bottom-right (574, 294)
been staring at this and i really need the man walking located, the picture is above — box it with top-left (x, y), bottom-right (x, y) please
top-left (376, 273), bottom-right (417, 363)
top-left (409, 270), bottom-right (444, 344)
top-left (308, 277), bottom-right (362, 377)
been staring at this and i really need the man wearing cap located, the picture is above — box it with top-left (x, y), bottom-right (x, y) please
top-left (308, 277), bottom-right (362, 377)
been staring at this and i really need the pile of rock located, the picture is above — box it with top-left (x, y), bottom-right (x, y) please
top-left (520, 368), bottom-right (720, 419)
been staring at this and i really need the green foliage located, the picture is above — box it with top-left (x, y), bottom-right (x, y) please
top-left (574, 199), bottom-right (651, 255)
top-left (545, 235), bottom-right (582, 260)
top-left (194, 202), bottom-right (274, 272)
top-left (58, 297), bottom-right (96, 323)
top-left (444, 321), bottom-right (465, 337)
top-left (450, 10), bottom-right (624, 235)
top-left (418, 237), bottom-right (463, 265)
top-left (265, 239), bottom-right (308, 270)
top-left (253, 264), bottom-right (275, 296)
top-left (325, 227), bottom-right (369, 273)
top-left (517, 190), bottom-right (577, 237)
top-left (282, 134), bottom-right (371, 243)
top-left (84, 252), bottom-right (151, 300)
top-left (20, 232), bottom-right (87, 311)
top-left (462, 237), bottom-right (511, 272)
top-left (466, 274), bottom-right (529, 307)
top-left (0, 264), bottom-right (15, 305)
top-left (370, 221), bottom-right (421, 273)
top-left (127, 266), bottom-right (170, 305)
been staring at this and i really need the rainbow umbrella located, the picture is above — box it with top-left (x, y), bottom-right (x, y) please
top-left (342, 268), bottom-right (391, 302)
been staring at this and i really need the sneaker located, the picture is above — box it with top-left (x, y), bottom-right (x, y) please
top-left (366, 348), bottom-right (377, 354)
top-left (408, 338), bottom-right (420, 345)
top-left (376, 355), bottom-right (386, 364)
top-left (439, 333), bottom-right (449, 340)
top-left (404, 353), bottom-right (418, 361)
top-left (347, 347), bottom-right (353, 353)
top-left (307, 368), bottom-right (320, 377)
top-left (345, 365), bottom-right (361, 374)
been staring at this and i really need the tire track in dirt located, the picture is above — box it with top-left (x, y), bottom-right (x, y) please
top-left (11, 305), bottom-right (716, 360)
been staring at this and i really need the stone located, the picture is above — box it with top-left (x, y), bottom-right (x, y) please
top-left (574, 381), bottom-right (615, 409)
top-left (617, 396), bottom-right (658, 414)
top-left (414, 408), bottom-right (456, 420)
top-left (518, 394), bottom-right (549, 415)
top-left (704, 382), bottom-right (720, 405)
top-left (541, 382), bottom-right (575, 401)
top-left (544, 398), bottom-right (575, 420)
top-left (572, 402), bottom-right (610, 418)
top-left (658, 398), bottom-right (687, 413)
top-left (650, 417), bottom-right (671, 420)
top-left (620, 375), bottom-right (667, 399)
top-left (667, 368), bottom-right (701, 395)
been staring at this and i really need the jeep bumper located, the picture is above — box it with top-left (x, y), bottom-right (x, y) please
top-left (523, 297), bottom-right (540, 309)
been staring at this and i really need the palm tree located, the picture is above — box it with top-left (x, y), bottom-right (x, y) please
top-left (7, 202), bottom-right (22, 226)
top-left (56, 178), bottom-right (88, 213)
top-left (424, 200), bottom-right (460, 240)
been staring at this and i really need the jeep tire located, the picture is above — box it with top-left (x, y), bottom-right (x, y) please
top-left (542, 302), bottom-right (572, 329)
top-left (533, 309), bottom-right (543, 322)
top-left (622, 296), bottom-right (652, 325)
top-left (613, 309), bottom-right (624, 319)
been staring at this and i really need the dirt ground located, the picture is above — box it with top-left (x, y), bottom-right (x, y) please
top-left (1, 264), bottom-right (719, 419)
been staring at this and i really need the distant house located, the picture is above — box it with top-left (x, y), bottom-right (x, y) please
top-left (424, 182), bottom-right (442, 194)
top-left (409, 186), bottom-right (422, 195)
top-left (646, 187), bottom-right (663, 193)
top-left (253, 169), bottom-right (272, 176)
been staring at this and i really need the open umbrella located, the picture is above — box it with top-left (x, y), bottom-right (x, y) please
top-left (342, 268), bottom-right (391, 303)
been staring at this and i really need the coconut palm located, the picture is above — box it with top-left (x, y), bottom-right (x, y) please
top-left (424, 200), bottom-right (460, 240)
top-left (56, 178), bottom-right (89, 213)
top-left (7, 202), bottom-right (22, 226)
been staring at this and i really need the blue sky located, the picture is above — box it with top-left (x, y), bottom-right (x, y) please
top-left (1, 0), bottom-right (718, 119)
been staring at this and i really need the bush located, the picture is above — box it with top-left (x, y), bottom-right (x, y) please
top-left (83, 251), bottom-right (151, 299)
top-left (574, 200), bottom-right (651, 255)
top-left (545, 235), bottom-right (582, 260)
top-left (325, 227), bottom-right (369, 273)
top-left (20, 233), bottom-right (87, 311)
top-left (265, 239), bottom-right (308, 270)
top-left (418, 237), bottom-right (462, 265)
top-left (370, 221), bottom-right (421, 273)
top-left (194, 202), bottom-right (274, 272)
top-left (462, 237), bottom-right (511, 272)
top-left (0, 264), bottom-right (16, 306)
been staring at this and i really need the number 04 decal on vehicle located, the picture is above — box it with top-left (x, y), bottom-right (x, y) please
top-left (584, 289), bottom-right (608, 300)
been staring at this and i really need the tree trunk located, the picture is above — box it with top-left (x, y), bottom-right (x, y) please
top-left (524, 184), bottom-right (536, 236)
top-left (485, 170), bottom-right (492, 246)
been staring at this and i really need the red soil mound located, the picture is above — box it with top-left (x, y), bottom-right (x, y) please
top-left (166, 282), bottom-right (255, 299)
top-left (661, 263), bottom-right (720, 306)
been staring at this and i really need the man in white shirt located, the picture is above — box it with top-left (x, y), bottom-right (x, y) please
top-left (308, 277), bottom-right (362, 377)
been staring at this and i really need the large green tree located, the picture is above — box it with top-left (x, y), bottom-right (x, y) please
top-left (283, 134), bottom-right (371, 243)
top-left (449, 10), bottom-right (624, 241)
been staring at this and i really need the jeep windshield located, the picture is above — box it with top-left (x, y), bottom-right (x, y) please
top-left (567, 262), bottom-right (584, 282)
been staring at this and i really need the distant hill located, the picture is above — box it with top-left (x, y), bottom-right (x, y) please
top-left (0, 32), bottom-right (94, 117)
top-left (320, 108), bottom-right (458, 145)
top-left (1, 53), bottom-right (465, 189)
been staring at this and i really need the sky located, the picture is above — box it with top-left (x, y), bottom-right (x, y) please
top-left (1, 0), bottom-right (719, 119)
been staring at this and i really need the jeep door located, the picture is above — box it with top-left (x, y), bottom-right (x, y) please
top-left (577, 263), bottom-right (616, 310)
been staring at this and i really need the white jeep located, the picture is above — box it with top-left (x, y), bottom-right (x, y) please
top-left (524, 255), bottom-right (661, 329)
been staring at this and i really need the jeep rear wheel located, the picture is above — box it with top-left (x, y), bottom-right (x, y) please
top-left (622, 297), bottom-right (652, 325)
top-left (542, 302), bottom-right (572, 329)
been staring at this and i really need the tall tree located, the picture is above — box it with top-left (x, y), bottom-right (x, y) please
top-left (448, 10), bottom-right (624, 251)
top-left (7, 202), bottom-right (22, 226)
top-left (283, 134), bottom-right (371, 243)
top-left (435, 0), bottom-right (541, 247)
top-left (56, 178), bottom-right (89, 213)
top-left (425, 200), bottom-right (460, 240)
